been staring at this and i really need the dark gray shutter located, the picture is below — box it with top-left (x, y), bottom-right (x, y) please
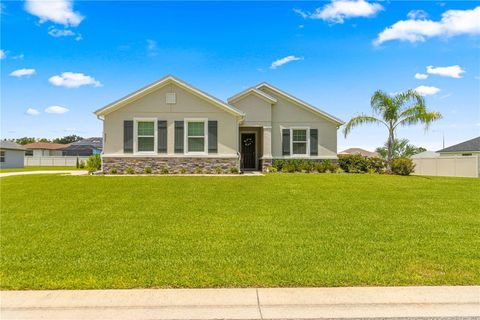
top-left (208, 121), bottom-right (218, 153)
top-left (174, 121), bottom-right (184, 153)
top-left (123, 120), bottom-right (133, 153)
top-left (157, 120), bottom-right (167, 153)
top-left (282, 129), bottom-right (290, 156)
top-left (310, 129), bottom-right (318, 156)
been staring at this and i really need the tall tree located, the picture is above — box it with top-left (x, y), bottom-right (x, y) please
top-left (15, 137), bottom-right (36, 145)
top-left (343, 89), bottom-right (441, 168)
top-left (375, 138), bottom-right (426, 159)
top-left (52, 135), bottom-right (83, 144)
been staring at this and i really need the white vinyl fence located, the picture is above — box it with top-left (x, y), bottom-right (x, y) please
top-left (412, 155), bottom-right (479, 178)
top-left (25, 156), bottom-right (90, 167)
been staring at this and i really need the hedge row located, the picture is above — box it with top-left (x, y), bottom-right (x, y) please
top-left (268, 154), bottom-right (415, 175)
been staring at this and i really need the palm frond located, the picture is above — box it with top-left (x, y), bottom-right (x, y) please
top-left (343, 114), bottom-right (385, 138)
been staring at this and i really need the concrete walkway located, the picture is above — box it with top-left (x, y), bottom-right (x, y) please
top-left (1, 286), bottom-right (479, 319)
top-left (0, 170), bottom-right (88, 178)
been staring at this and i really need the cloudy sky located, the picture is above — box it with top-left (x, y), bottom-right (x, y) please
top-left (1, 0), bottom-right (479, 151)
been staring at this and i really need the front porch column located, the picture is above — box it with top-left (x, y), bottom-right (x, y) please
top-left (261, 126), bottom-right (273, 171)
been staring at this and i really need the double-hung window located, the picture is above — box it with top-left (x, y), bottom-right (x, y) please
top-left (291, 128), bottom-right (309, 156)
top-left (0, 151), bottom-right (5, 163)
top-left (135, 119), bottom-right (156, 153)
top-left (185, 119), bottom-right (207, 154)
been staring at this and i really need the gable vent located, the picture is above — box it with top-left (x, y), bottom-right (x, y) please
top-left (166, 92), bottom-right (176, 104)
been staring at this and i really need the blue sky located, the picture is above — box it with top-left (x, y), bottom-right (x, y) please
top-left (1, 0), bottom-right (479, 151)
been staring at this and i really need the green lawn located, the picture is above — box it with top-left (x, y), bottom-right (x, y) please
top-left (1, 174), bottom-right (479, 289)
top-left (0, 166), bottom-right (80, 173)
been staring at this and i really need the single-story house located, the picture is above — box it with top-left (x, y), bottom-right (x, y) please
top-left (62, 137), bottom-right (103, 156)
top-left (0, 141), bottom-right (26, 168)
top-left (24, 142), bottom-right (68, 156)
top-left (94, 75), bottom-right (344, 173)
top-left (339, 148), bottom-right (380, 158)
top-left (437, 136), bottom-right (480, 156)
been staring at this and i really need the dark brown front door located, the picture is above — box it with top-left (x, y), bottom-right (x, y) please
top-left (241, 133), bottom-right (256, 170)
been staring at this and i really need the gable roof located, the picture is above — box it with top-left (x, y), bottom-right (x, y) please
top-left (255, 82), bottom-right (344, 126)
top-left (437, 136), bottom-right (480, 153)
top-left (339, 148), bottom-right (379, 158)
top-left (24, 142), bottom-right (68, 150)
top-left (228, 87), bottom-right (277, 104)
top-left (94, 75), bottom-right (245, 119)
top-left (0, 141), bottom-right (26, 151)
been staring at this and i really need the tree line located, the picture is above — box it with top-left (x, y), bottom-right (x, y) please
top-left (4, 135), bottom-right (84, 145)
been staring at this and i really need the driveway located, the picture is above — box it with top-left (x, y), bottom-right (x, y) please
top-left (0, 170), bottom-right (88, 178)
top-left (1, 286), bottom-right (479, 319)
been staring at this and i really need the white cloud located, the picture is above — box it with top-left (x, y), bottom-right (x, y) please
top-left (414, 73), bottom-right (428, 80)
top-left (25, 0), bottom-right (83, 27)
top-left (146, 39), bottom-right (158, 56)
top-left (26, 108), bottom-right (40, 116)
top-left (294, 0), bottom-right (383, 24)
top-left (415, 85), bottom-right (441, 96)
top-left (12, 53), bottom-right (25, 60)
top-left (407, 10), bottom-right (428, 20)
top-left (270, 55), bottom-right (304, 69)
top-left (45, 106), bottom-right (69, 114)
top-left (10, 68), bottom-right (36, 77)
top-left (374, 6), bottom-right (480, 45)
top-left (0, 49), bottom-right (5, 59)
top-left (426, 65), bottom-right (465, 78)
top-left (48, 72), bottom-right (102, 88)
top-left (48, 27), bottom-right (82, 40)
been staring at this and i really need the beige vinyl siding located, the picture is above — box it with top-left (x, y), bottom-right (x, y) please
top-left (103, 83), bottom-right (238, 156)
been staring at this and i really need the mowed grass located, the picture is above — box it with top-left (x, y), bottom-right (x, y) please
top-left (1, 174), bottom-right (479, 289)
top-left (0, 166), bottom-right (79, 173)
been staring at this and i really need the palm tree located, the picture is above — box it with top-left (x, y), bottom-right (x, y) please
top-left (375, 138), bottom-right (426, 159)
top-left (343, 90), bottom-right (442, 168)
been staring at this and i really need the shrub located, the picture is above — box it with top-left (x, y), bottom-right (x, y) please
top-left (338, 154), bottom-right (370, 173)
top-left (144, 167), bottom-right (152, 174)
top-left (86, 154), bottom-right (101, 173)
top-left (78, 161), bottom-right (85, 169)
top-left (335, 167), bottom-right (344, 174)
top-left (179, 167), bottom-right (187, 174)
top-left (367, 157), bottom-right (386, 173)
top-left (391, 157), bottom-right (415, 176)
top-left (160, 166), bottom-right (169, 174)
top-left (272, 160), bottom-right (285, 171)
top-left (229, 166), bottom-right (239, 174)
top-left (195, 166), bottom-right (204, 174)
top-left (214, 166), bottom-right (223, 174)
top-left (109, 167), bottom-right (118, 174)
top-left (265, 166), bottom-right (277, 173)
top-left (125, 167), bottom-right (134, 174)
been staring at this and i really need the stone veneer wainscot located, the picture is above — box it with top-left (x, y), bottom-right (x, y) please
top-left (103, 157), bottom-right (239, 174)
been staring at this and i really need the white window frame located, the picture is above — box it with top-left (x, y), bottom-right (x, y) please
top-left (133, 117), bottom-right (157, 155)
top-left (290, 127), bottom-right (310, 156)
top-left (184, 118), bottom-right (208, 155)
top-left (0, 150), bottom-right (5, 162)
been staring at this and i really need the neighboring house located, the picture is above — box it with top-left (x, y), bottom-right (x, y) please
top-left (62, 137), bottom-right (103, 156)
top-left (0, 141), bottom-right (26, 168)
top-left (410, 151), bottom-right (440, 158)
top-left (437, 136), bottom-right (480, 156)
top-left (94, 75), bottom-right (344, 173)
top-left (339, 148), bottom-right (380, 158)
top-left (24, 142), bottom-right (68, 156)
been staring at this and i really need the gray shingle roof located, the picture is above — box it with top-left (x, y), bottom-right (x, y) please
top-left (437, 136), bottom-right (480, 153)
top-left (0, 140), bottom-right (26, 151)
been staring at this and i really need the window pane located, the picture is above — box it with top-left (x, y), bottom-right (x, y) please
top-left (188, 122), bottom-right (204, 136)
top-left (188, 137), bottom-right (205, 152)
top-left (293, 142), bottom-right (307, 155)
top-left (138, 121), bottom-right (154, 136)
top-left (292, 129), bottom-right (306, 142)
top-left (138, 137), bottom-right (154, 152)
